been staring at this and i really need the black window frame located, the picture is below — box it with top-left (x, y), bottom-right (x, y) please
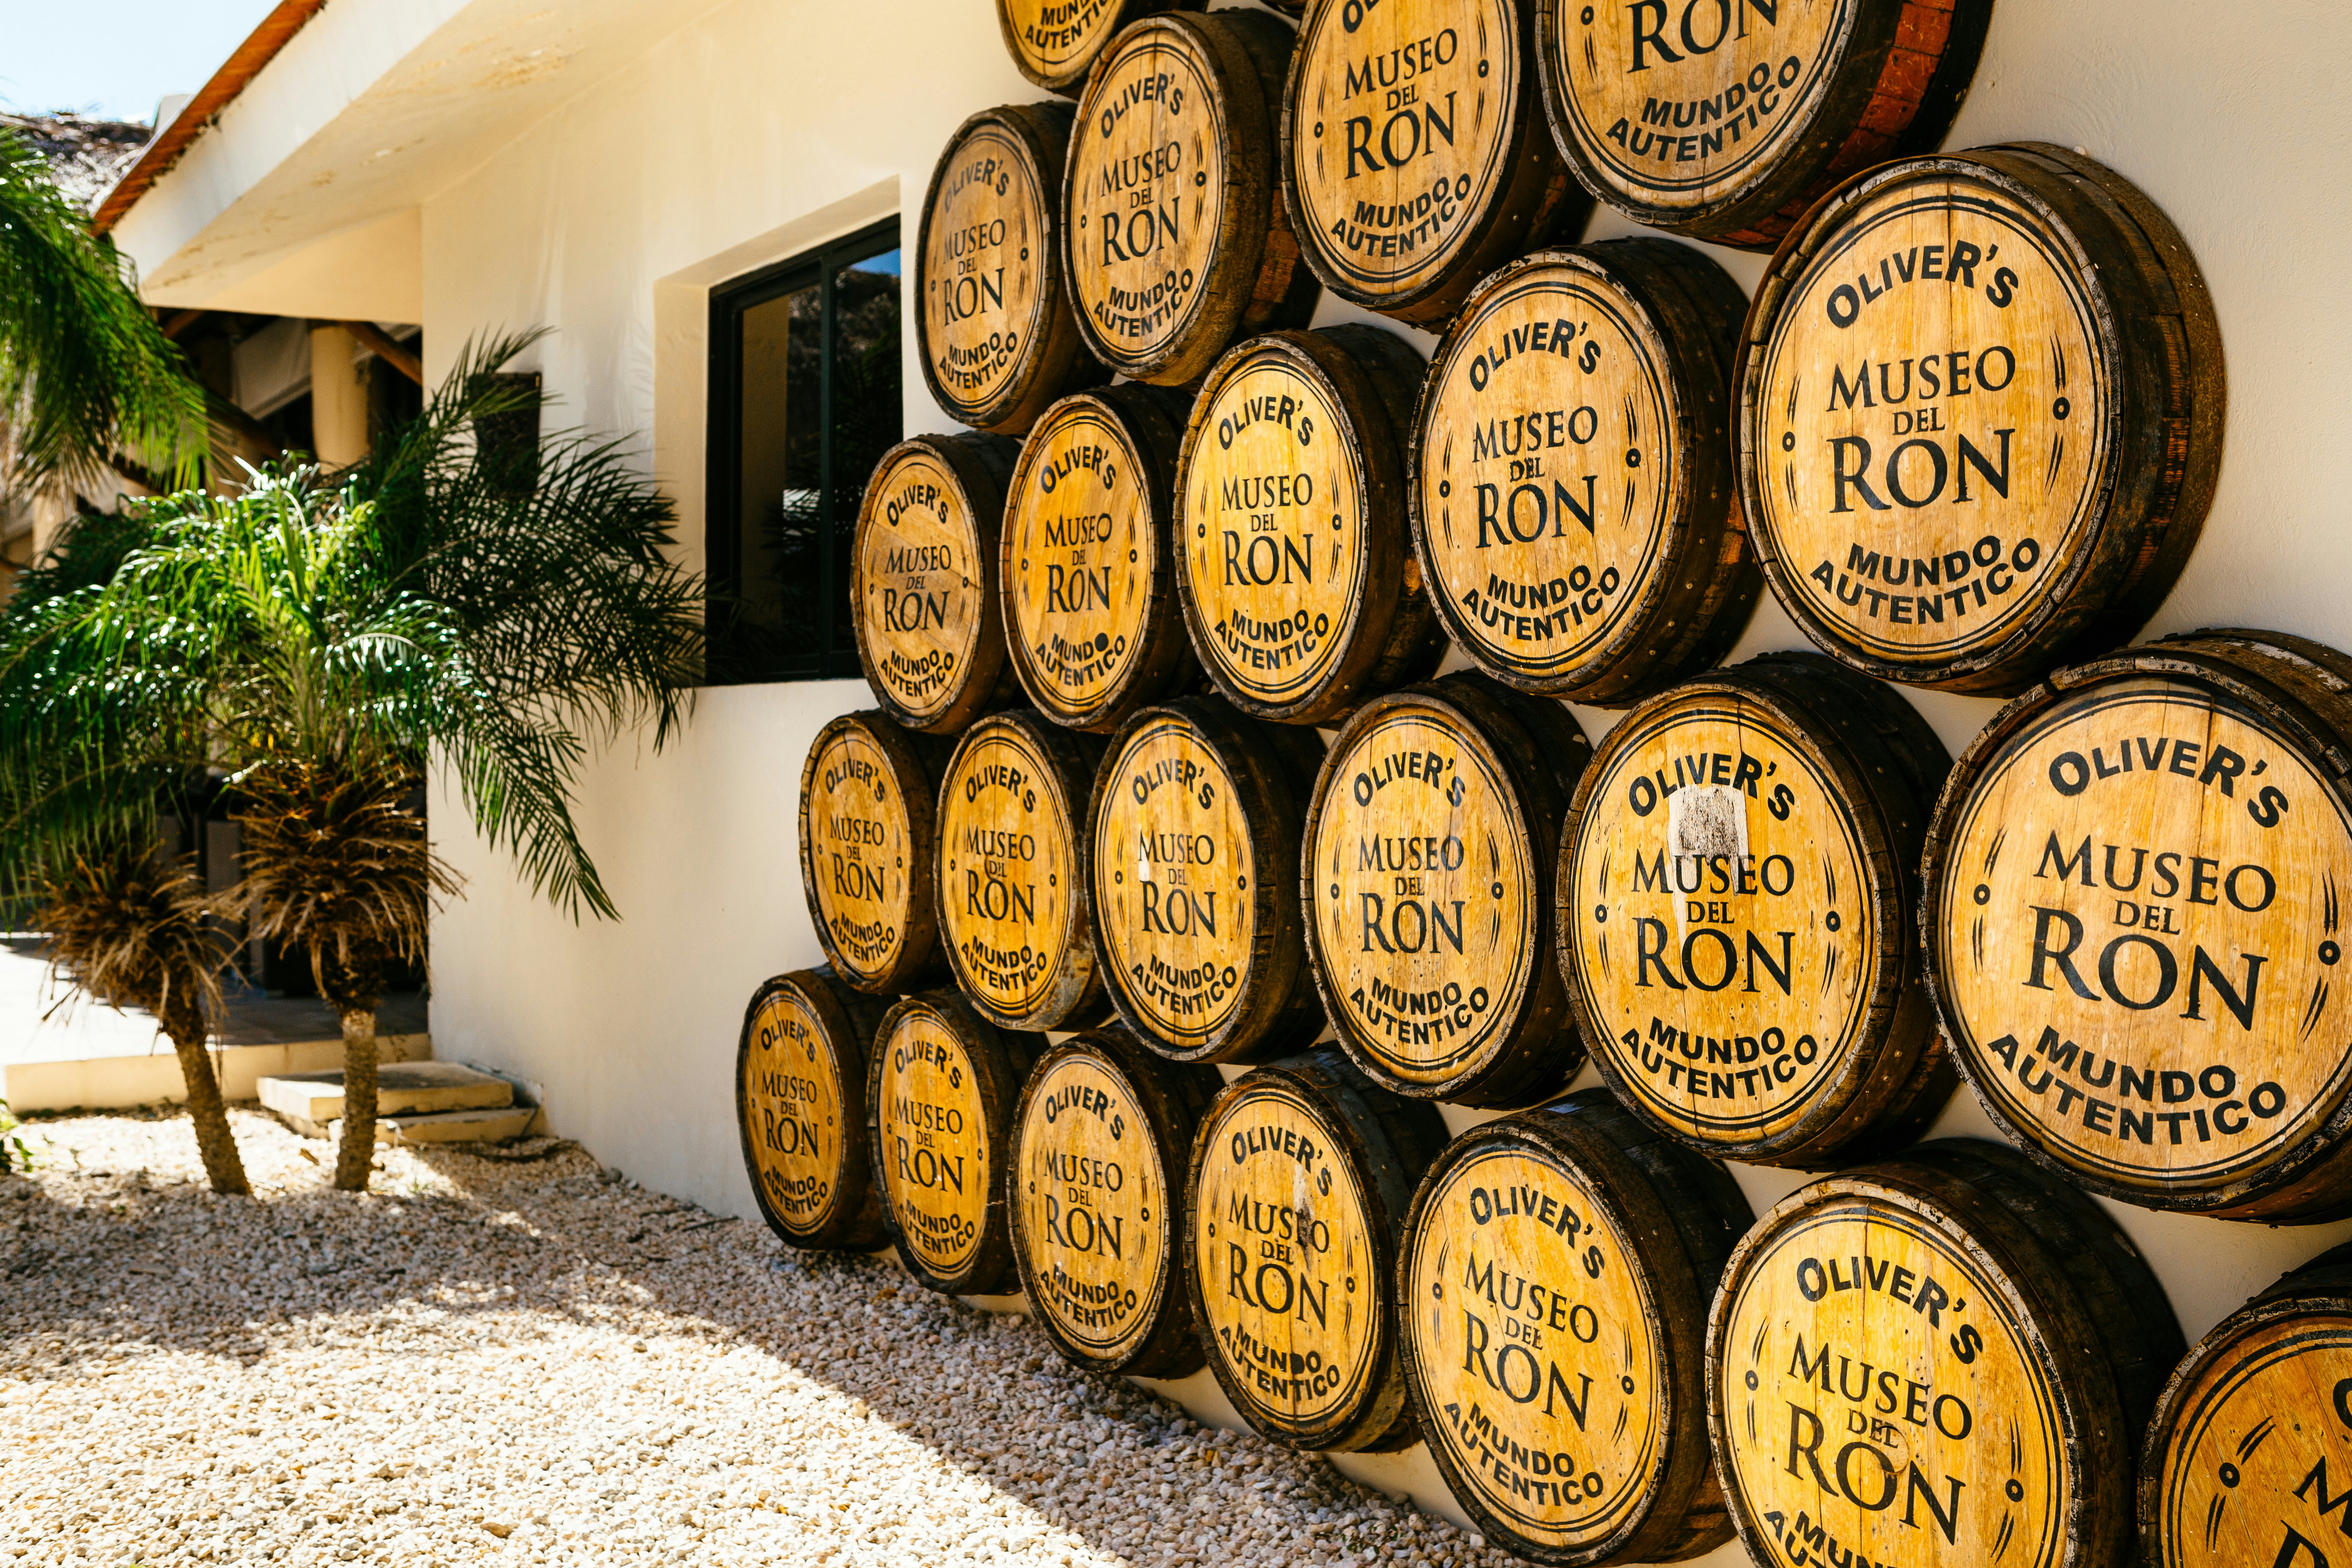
top-left (704, 215), bottom-right (902, 684)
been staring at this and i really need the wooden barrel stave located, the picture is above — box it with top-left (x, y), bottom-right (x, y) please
top-left (993, 0), bottom-right (1206, 100)
top-left (916, 104), bottom-right (1108, 434)
top-left (1002, 384), bottom-right (1204, 734)
top-left (1708, 1138), bottom-right (2184, 1568)
top-left (799, 711), bottom-right (953, 995)
top-left (1400, 1089), bottom-right (1752, 1565)
top-left (1412, 239), bottom-right (1761, 706)
top-left (1737, 146), bottom-right (2223, 695)
top-left (1063, 10), bottom-right (1319, 388)
top-left (868, 989), bottom-right (1046, 1297)
top-left (1090, 693), bottom-right (1328, 1064)
top-left (1186, 1047), bottom-right (1450, 1452)
top-left (1177, 324), bottom-right (1446, 726)
top-left (736, 967), bottom-right (888, 1252)
top-left (938, 709), bottom-right (1112, 1032)
top-left (1306, 672), bottom-right (1594, 1108)
top-left (1008, 1025), bottom-right (1225, 1377)
top-left (854, 432), bottom-right (1024, 734)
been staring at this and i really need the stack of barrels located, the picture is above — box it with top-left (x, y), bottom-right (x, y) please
top-left (756, 5), bottom-right (2352, 1567)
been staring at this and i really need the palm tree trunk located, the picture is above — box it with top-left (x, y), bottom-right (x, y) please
top-left (159, 995), bottom-right (248, 1196)
top-left (332, 1005), bottom-right (379, 1192)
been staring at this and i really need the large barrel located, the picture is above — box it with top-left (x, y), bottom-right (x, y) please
top-left (853, 433), bottom-right (1022, 734)
top-left (2141, 1242), bottom-right (2352, 1568)
top-left (1737, 144), bottom-right (2226, 696)
top-left (1303, 672), bottom-right (1594, 1108)
top-left (995, 0), bottom-right (1202, 99)
top-left (1400, 1090), bottom-right (1752, 1566)
top-left (1062, 10), bottom-right (1320, 386)
top-left (1535, 0), bottom-right (1995, 250)
top-left (1186, 1047), bottom-right (1449, 1452)
top-left (937, 709), bottom-right (1111, 1032)
top-left (798, 711), bottom-right (950, 994)
top-left (1088, 693), bottom-right (1326, 1063)
top-left (867, 989), bottom-right (1044, 1296)
top-left (1280, 0), bottom-right (1586, 326)
top-left (1708, 1139), bottom-right (2184, 1568)
top-left (1007, 1025), bottom-right (1223, 1376)
top-left (1412, 240), bottom-right (1759, 705)
top-left (916, 104), bottom-right (1107, 435)
top-left (1922, 631), bottom-right (2352, 1224)
top-left (735, 968), bottom-right (887, 1251)
top-left (1175, 325), bottom-right (1447, 725)
top-left (1558, 653), bottom-right (1954, 1167)
top-left (1001, 385), bottom-right (1201, 734)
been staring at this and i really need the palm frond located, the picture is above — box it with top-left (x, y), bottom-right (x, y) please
top-left (34, 843), bottom-right (229, 1036)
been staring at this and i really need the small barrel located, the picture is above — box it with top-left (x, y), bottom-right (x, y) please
top-left (735, 968), bottom-right (888, 1251)
top-left (994, 0), bottom-right (1203, 99)
top-left (916, 104), bottom-right (1106, 435)
top-left (936, 709), bottom-right (1111, 1032)
top-left (798, 711), bottom-right (950, 994)
top-left (1186, 1047), bottom-right (1449, 1452)
top-left (1088, 694), bottom-right (1326, 1063)
top-left (867, 989), bottom-right (1044, 1296)
top-left (1708, 1139), bottom-right (2184, 1568)
top-left (1559, 653), bottom-right (1955, 1167)
top-left (2141, 1242), bottom-right (2352, 1568)
top-left (1176, 325), bottom-right (1446, 725)
top-left (1281, 0), bottom-right (1587, 325)
top-left (1062, 10), bottom-right (1320, 386)
top-left (1008, 1025), bottom-right (1224, 1376)
top-left (1001, 385), bottom-right (1201, 733)
top-left (1738, 144), bottom-right (2225, 696)
top-left (1303, 672), bottom-right (1594, 1108)
top-left (1535, 0), bottom-right (1995, 250)
top-left (1412, 240), bottom-right (1759, 705)
top-left (852, 433), bottom-right (1022, 734)
top-left (1922, 631), bottom-right (2352, 1223)
top-left (1400, 1090), bottom-right (1752, 1566)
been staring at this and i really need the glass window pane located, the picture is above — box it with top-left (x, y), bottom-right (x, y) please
top-left (829, 248), bottom-right (902, 657)
top-left (735, 280), bottom-right (822, 668)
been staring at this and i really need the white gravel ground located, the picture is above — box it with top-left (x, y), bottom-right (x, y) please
top-left (0, 1108), bottom-right (1520, 1567)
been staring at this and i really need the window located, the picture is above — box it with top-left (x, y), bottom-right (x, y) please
top-left (707, 219), bottom-right (903, 683)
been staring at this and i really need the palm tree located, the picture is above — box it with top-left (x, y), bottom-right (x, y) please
top-left (10, 337), bottom-right (703, 1189)
top-left (0, 126), bottom-right (204, 494)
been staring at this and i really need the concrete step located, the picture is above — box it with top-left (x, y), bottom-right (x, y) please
top-left (260, 1062), bottom-right (514, 1133)
top-left (358, 1106), bottom-right (539, 1145)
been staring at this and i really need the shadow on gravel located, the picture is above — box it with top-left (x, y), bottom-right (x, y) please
top-left (0, 1118), bottom-right (1483, 1567)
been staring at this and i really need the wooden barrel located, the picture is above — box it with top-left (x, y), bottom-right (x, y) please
top-left (852, 433), bottom-right (1022, 734)
top-left (1400, 1090), bottom-right (1752, 1566)
top-left (1535, 0), bottom-right (1995, 250)
top-left (1280, 0), bottom-right (1588, 325)
top-left (798, 711), bottom-right (950, 995)
top-left (916, 104), bottom-right (1106, 435)
top-left (937, 709), bottom-right (1111, 1032)
top-left (1175, 325), bottom-right (1447, 725)
top-left (1001, 385), bottom-right (1201, 733)
top-left (735, 968), bottom-right (888, 1251)
top-left (867, 989), bottom-right (1044, 1296)
top-left (1088, 693), bottom-right (1326, 1063)
top-left (1007, 1024), bottom-right (1223, 1376)
top-left (1737, 144), bottom-right (2226, 696)
top-left (1922, 630), bottom-right (2352, 1224)
top-left (1558, 652), bottom-right (1955, 1167)
top-left (995, 0), bottom-right (1203, 99)
top-left (1186, 1047), bottom-right (1449, 1452)
top-left (1303, 671), bottom-right (1594, 1108)
top-left (1062, 9), bottom-right (1320, 387)
top-left (2141, 1242), bottom-right (2352, 1568)
top-left (1708, 1139), bottom-right (2184, 1568)
top-left (1411, 239), bottom-right (1759, 706)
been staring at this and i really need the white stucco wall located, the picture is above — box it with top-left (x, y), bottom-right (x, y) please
top-left (411, 0), bottom-right (2352, 1547)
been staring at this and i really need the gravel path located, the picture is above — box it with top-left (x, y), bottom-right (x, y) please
top-left (0, 1109), bottom-right (1516, 1566)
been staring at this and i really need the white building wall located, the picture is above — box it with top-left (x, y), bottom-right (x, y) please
top-left (417, 0), bottom-right (2352, 1542)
